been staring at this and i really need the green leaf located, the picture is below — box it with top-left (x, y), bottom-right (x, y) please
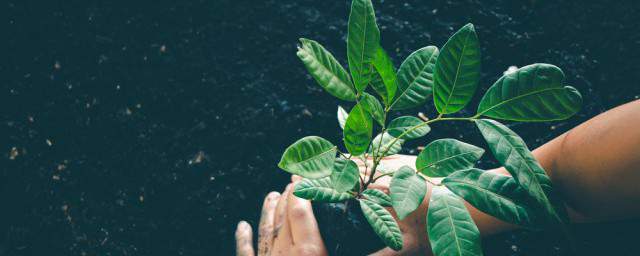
top-left (337, 105), bottom-right (349, 130)
top-left (390, 166), bottom-right (427, 220)
top-left (330, 158), bottom-right (360, 193)
top-left (369, 132), bottom-right (404, 157)
top-left (371, 46), bottom-right (398, 106)
top-left (344, 103), bottom-right (373, 156)
top-left (297, 38), bottom-right (356, 101)
top-left (294, 177), bottom-right (354, 202)
top-left (387, 116), bottom-right (431, 140)
top-left (416, 138), bottom-right (484, 177)
top-left (347, 0), bottom-right (380, 92)
top-left (360, 93), bottom-right (385, 126)
top-left (427, 188), bottom-right (483, 256)
top-left (278, 136), bottom-right (337, 178)
top-left (362, 189), bottom-right (392, 207)
top-left (359, 199), bottom-right (403, 251)
top-left (391, 46), bottom-right (439, 110)
top-left (443, 168), bottom-right (538, 228)
top-left (476, 63), bottom-right (582, 122)
top-left (433, 23), bottom-right (481, 114)
top-left (475, 119), bottom-right (564, 225)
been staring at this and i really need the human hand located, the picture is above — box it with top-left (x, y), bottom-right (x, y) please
top-left (235, 176), bottom-right (328, 256)
top-left (355, 154), bottom-right (433, 256)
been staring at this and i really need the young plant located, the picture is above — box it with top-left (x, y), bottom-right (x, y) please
top-left (279, 0), bottom-right (582, 254)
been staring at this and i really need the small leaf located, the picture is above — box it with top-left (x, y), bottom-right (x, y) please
top-left (427, 188), bottom-right (483, 256)
top-left (387, 116), bottom-right (431, 140)
top-left (475, 119), bottom-right (566, 225)
top-left (433, 23), bottom-right (481, 114)
top-left (330, 158), bottom-right (360, 192)
top-left (278, 136), bottom-right (337, 178)
top-left (371, 46), bottom-right (398, 106)
top-left (369, 132), bottom-right (404, 157)
top-left (360, 93), bottom-right (385, 126)
top-left (294, 177), bottom-right (354, 202)
top-left (347, 0), bottom-right (380, 92)
top-left (391, 46), bottom-right (439, 110)
top-left (476, 63), bottom-right (582, 122)
top-left (337, 105), bottom-right (349, 129)
top-left (344, 103), bottom-right (373, 156)
top-left (362, 189), bottom-right (392, 207)
top-left (359, 199), bottom-right (403, 251)
top-left (443, 168), bottom-right (538, 228)
top-left (390, 166), bottom-right (427, 220)
top-left (416, 138), bottom-right (484, 177)
top-left (297, 38), bottom-right (356, 101)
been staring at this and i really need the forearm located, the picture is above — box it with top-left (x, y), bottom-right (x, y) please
top-left (469, 99), bottom-right (640, 235)
top-left (370, 101), bottom-right (640, 254)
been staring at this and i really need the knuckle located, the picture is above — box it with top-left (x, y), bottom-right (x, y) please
top-left (258, 224), bottom-right (273, 235)
top-left (289, 205), bottom-right (309, 220)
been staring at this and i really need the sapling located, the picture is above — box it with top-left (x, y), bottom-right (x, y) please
top-left (279, 0), bottom-right (582, 254)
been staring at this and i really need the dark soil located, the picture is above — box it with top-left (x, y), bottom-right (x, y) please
top-left (2, 0), bottom-right (640, 255)
top-left (313, 201), bottom-right (386, 255)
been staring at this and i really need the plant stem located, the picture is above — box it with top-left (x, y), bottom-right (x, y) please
top-left (418, 172), bottom-right (441, 186)
top-left (367, 112), bottom-right (387, 188)
top-left (378, 116), bottom-right (476, 158)
top-left (371, 172), bottom-right (393, 182)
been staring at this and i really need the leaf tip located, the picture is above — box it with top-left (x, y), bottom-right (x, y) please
top-left (464, 23), bottom-right (476, 31)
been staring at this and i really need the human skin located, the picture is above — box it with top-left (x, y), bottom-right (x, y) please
top-left (371, 99), bottom-right (640, 255)
top-left (237, 99), bottom-right (640, 255)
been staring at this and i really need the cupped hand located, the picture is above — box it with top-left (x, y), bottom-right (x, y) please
top-left (355, 154), bottom-right (433, 256)
top-left (235, 176), bottom-right (328, 256)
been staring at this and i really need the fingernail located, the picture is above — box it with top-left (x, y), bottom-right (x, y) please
top-left (267, 191), bottom-right (281, 200)
top-left (237, 220), bottom-right (249, 230)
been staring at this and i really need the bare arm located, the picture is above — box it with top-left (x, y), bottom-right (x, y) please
top-left (532, 99), bottom-right (640, 220)
top-left (372, 99), bottom-right (640, 254)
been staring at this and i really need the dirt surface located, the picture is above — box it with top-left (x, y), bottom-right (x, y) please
top-left (2, 0), bottom-right (640, 255)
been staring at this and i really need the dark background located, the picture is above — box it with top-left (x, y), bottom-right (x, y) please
top-left (2, 0), bottom-right (640, 255)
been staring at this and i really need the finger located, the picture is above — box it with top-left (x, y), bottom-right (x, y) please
top-left (257, 192), bottom-right (280, 256)
top-left (287, 187), bottom-right (324, 245)
top-left (291, 175), bottom-right (302, 182)
top-left (274, 184), bottom-right (291, 231)
top-left (272, 184), bottom-right (294, 253)
top-left (235, 221), bottom-right (255, 256)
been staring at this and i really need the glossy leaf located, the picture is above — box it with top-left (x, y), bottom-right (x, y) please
top-left (387, 116), bottom-right (431, 140)
top-left (433, 23), bottom-right (481, 114)
top-left (427, 188), bottom-right (483, 256)
top-left (344, 103), bottom-right (373, 156)
top-left (371, 46), bottom-right (398, 106)
top-left (416, 138), bottom-right (484, 177)
top-left (330, 158), bottom-right (360, 192)
top-left (443, 168), bottom-right (537, 228)
top-left (359, 199), bottom-right (403, 251)
top-left (369, 132), bottom-right (404, 157)
top-left (475, 119), bottom-right (563, 224)
top-left (294, 177), bottom-right (354, 202)
top-left (476, 63), bottom-right (582, 122)
top-left (362, 189), bottom-right (392, 207)
top-left (391, 46), bottom-right (439, 110)
top-left (347, 0), bottom-right (380, 92)
top-left (390, 166), bottom-right (427, 220)
top-left (278, 136), bottom-right (337, 178)
top-left (297, 38), bottom-right (356, 101)
top-left (337, 105), bottom-right (348, 129)
top-left (360, 93), bottom-right (385, 126)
